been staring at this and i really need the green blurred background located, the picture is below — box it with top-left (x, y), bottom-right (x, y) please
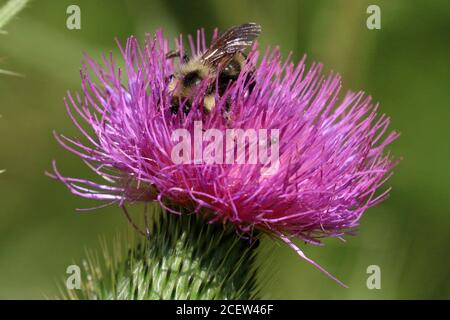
top-left (0, 0), bottom-right (449, 299)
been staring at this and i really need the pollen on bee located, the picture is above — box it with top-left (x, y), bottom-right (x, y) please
top-left (203, 95), bottom-right (215, 111)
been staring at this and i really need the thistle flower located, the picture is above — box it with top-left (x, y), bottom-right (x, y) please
top-left (51, 28), bottom-right (398, 287)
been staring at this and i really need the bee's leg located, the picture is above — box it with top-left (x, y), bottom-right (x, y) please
top-left (166, 50), bottom-right (189, 63)
top-left (216, 73), bottom-right (236, 115)
top-left (171, 98), bottom-right (192, 115)
top-left (170, 98), bottom-right (179, 114)
top-left (182, 100), bottom-right (192, 114)
top-left (246, 70), bottom-right (256, 94)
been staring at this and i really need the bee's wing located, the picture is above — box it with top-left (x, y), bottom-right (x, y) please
top-left (201, 23), bottom-right (261, 66)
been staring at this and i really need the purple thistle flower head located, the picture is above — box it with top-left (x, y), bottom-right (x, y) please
top-left (50, 26), bottom-right (399, 287)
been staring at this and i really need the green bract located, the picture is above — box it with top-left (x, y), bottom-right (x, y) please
top-left (62, 210), bottom-right (259, 300)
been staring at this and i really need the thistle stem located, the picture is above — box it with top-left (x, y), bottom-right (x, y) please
top-left (65, 210), bottom-right (259, 300)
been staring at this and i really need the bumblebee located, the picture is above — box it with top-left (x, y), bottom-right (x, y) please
top-left (167, 22), bottom-right (261, 114)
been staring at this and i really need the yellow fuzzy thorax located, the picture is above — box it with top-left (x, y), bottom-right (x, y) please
top-left (168, 58), bottom-right (214, 96)
top-left (180, 58), bottom-right (212, 78)
top-left (168, 53), bottom-right (246, 112)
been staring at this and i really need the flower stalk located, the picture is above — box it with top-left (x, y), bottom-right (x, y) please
top-left (63, 208), bottom-right (259, 300)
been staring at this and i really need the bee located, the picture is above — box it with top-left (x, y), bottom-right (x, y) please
top-left (167, 22), bottom-right (261, 114)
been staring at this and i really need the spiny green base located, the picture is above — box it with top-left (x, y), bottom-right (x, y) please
top-left (64, 210), bottom-right (259, 300)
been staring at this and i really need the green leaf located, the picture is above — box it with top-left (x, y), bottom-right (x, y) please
top-left (0, 68), bottom-right (23, 76)
top-left (0, 0), bottom-right (30, 30)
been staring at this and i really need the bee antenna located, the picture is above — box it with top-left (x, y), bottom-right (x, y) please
top-left (166, 50), bottom-right (190, 63)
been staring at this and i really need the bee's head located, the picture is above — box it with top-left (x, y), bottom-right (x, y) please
top-left (169, 59), bottom-right (212, 95)
top-left (182, 70), bottom-right (202, 87)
